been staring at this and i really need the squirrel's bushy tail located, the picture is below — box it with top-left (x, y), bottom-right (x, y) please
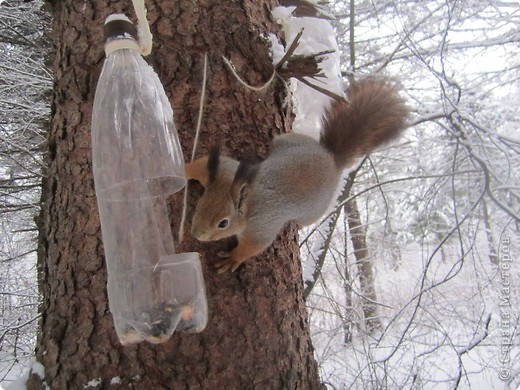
top-left (320, 77), bottom-right (408, 168)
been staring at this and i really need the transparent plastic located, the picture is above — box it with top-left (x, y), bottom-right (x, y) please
top-left (91, 32), bottom-right (207, 345)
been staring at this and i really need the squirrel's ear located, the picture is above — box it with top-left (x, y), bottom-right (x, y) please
top-left (185, 156), bottom-right (209, 187)
top-left (207, 145), bottom-right (221, 185)
top-left (184, 146), bottom-right (220, 188)
top-left (231, 157), bottom-right (259, 214)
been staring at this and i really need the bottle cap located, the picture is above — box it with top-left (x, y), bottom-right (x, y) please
top-left (103, 14), bottom-right (140, 54)
top-left (105, 18), bottom-right (138, 41)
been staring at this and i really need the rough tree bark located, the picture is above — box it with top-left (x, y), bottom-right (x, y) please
top-left (28, 1), bottom-right (320, 389)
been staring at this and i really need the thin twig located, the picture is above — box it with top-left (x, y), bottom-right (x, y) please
top-left (276, 28), bottom-right (305, 68)
top-left (297, 76), bottom-right (346, 102)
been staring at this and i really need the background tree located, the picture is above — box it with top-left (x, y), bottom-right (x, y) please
top-left (26, 0), bottom-right (320, 388)
top-left (2, 0), bottom-right (519, 388)
top-left (303, 0), bottom-right (520, 387)
top-left (0, 0), bottom-right (50, 382)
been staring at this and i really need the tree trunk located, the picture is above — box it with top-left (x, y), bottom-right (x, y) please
top-left (342, 211), bottom-right (353, 345)
top-left (28, 1), bottom-right (320, 389)
top-left (345, 197), bottom-right (382, 335)
top-left (482, 198), bottom-right (498, 266)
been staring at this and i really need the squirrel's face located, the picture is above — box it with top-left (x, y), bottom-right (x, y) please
top-left (189, 148), bottom-right (258, 243)
top-left (191, 181), bottom-right (247, 241)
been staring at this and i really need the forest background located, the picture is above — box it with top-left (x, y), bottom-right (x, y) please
top-left (1, 0), bottom-right (519, 388)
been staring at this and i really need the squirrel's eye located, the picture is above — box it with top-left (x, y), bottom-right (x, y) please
top-left (218, 219), bottom-right (229, 229)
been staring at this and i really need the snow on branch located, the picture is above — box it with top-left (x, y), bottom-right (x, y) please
top-left (271, 4), bottom-right (344, 138)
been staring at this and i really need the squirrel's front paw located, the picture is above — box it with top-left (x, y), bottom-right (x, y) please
top-left (216, 251), bottom-right (242, 273)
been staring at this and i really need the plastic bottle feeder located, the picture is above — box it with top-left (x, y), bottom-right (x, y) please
top-left (91, 15), bottom-right (207, 345)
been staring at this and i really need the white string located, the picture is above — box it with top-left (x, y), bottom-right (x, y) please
top-left (178, 183), bottom-right (190, 243)
top-left (178, 53), bottom-right (209, 242)
top-left (132, 0), bottom-right (153, 56)
top-left (191, 53), bottom-right (208, 161)
top-left (222, 56), bottom-right (276, 92)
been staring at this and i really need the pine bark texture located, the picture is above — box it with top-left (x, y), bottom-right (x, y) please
top-left (29, 1), bottom-right (320, 389)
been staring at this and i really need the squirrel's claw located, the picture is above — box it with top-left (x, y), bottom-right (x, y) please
top-left (215, 252), bottom-right (241, 273)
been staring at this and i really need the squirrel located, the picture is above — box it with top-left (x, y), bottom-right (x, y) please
top-left (185, 77), bottom-right (409, 273)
